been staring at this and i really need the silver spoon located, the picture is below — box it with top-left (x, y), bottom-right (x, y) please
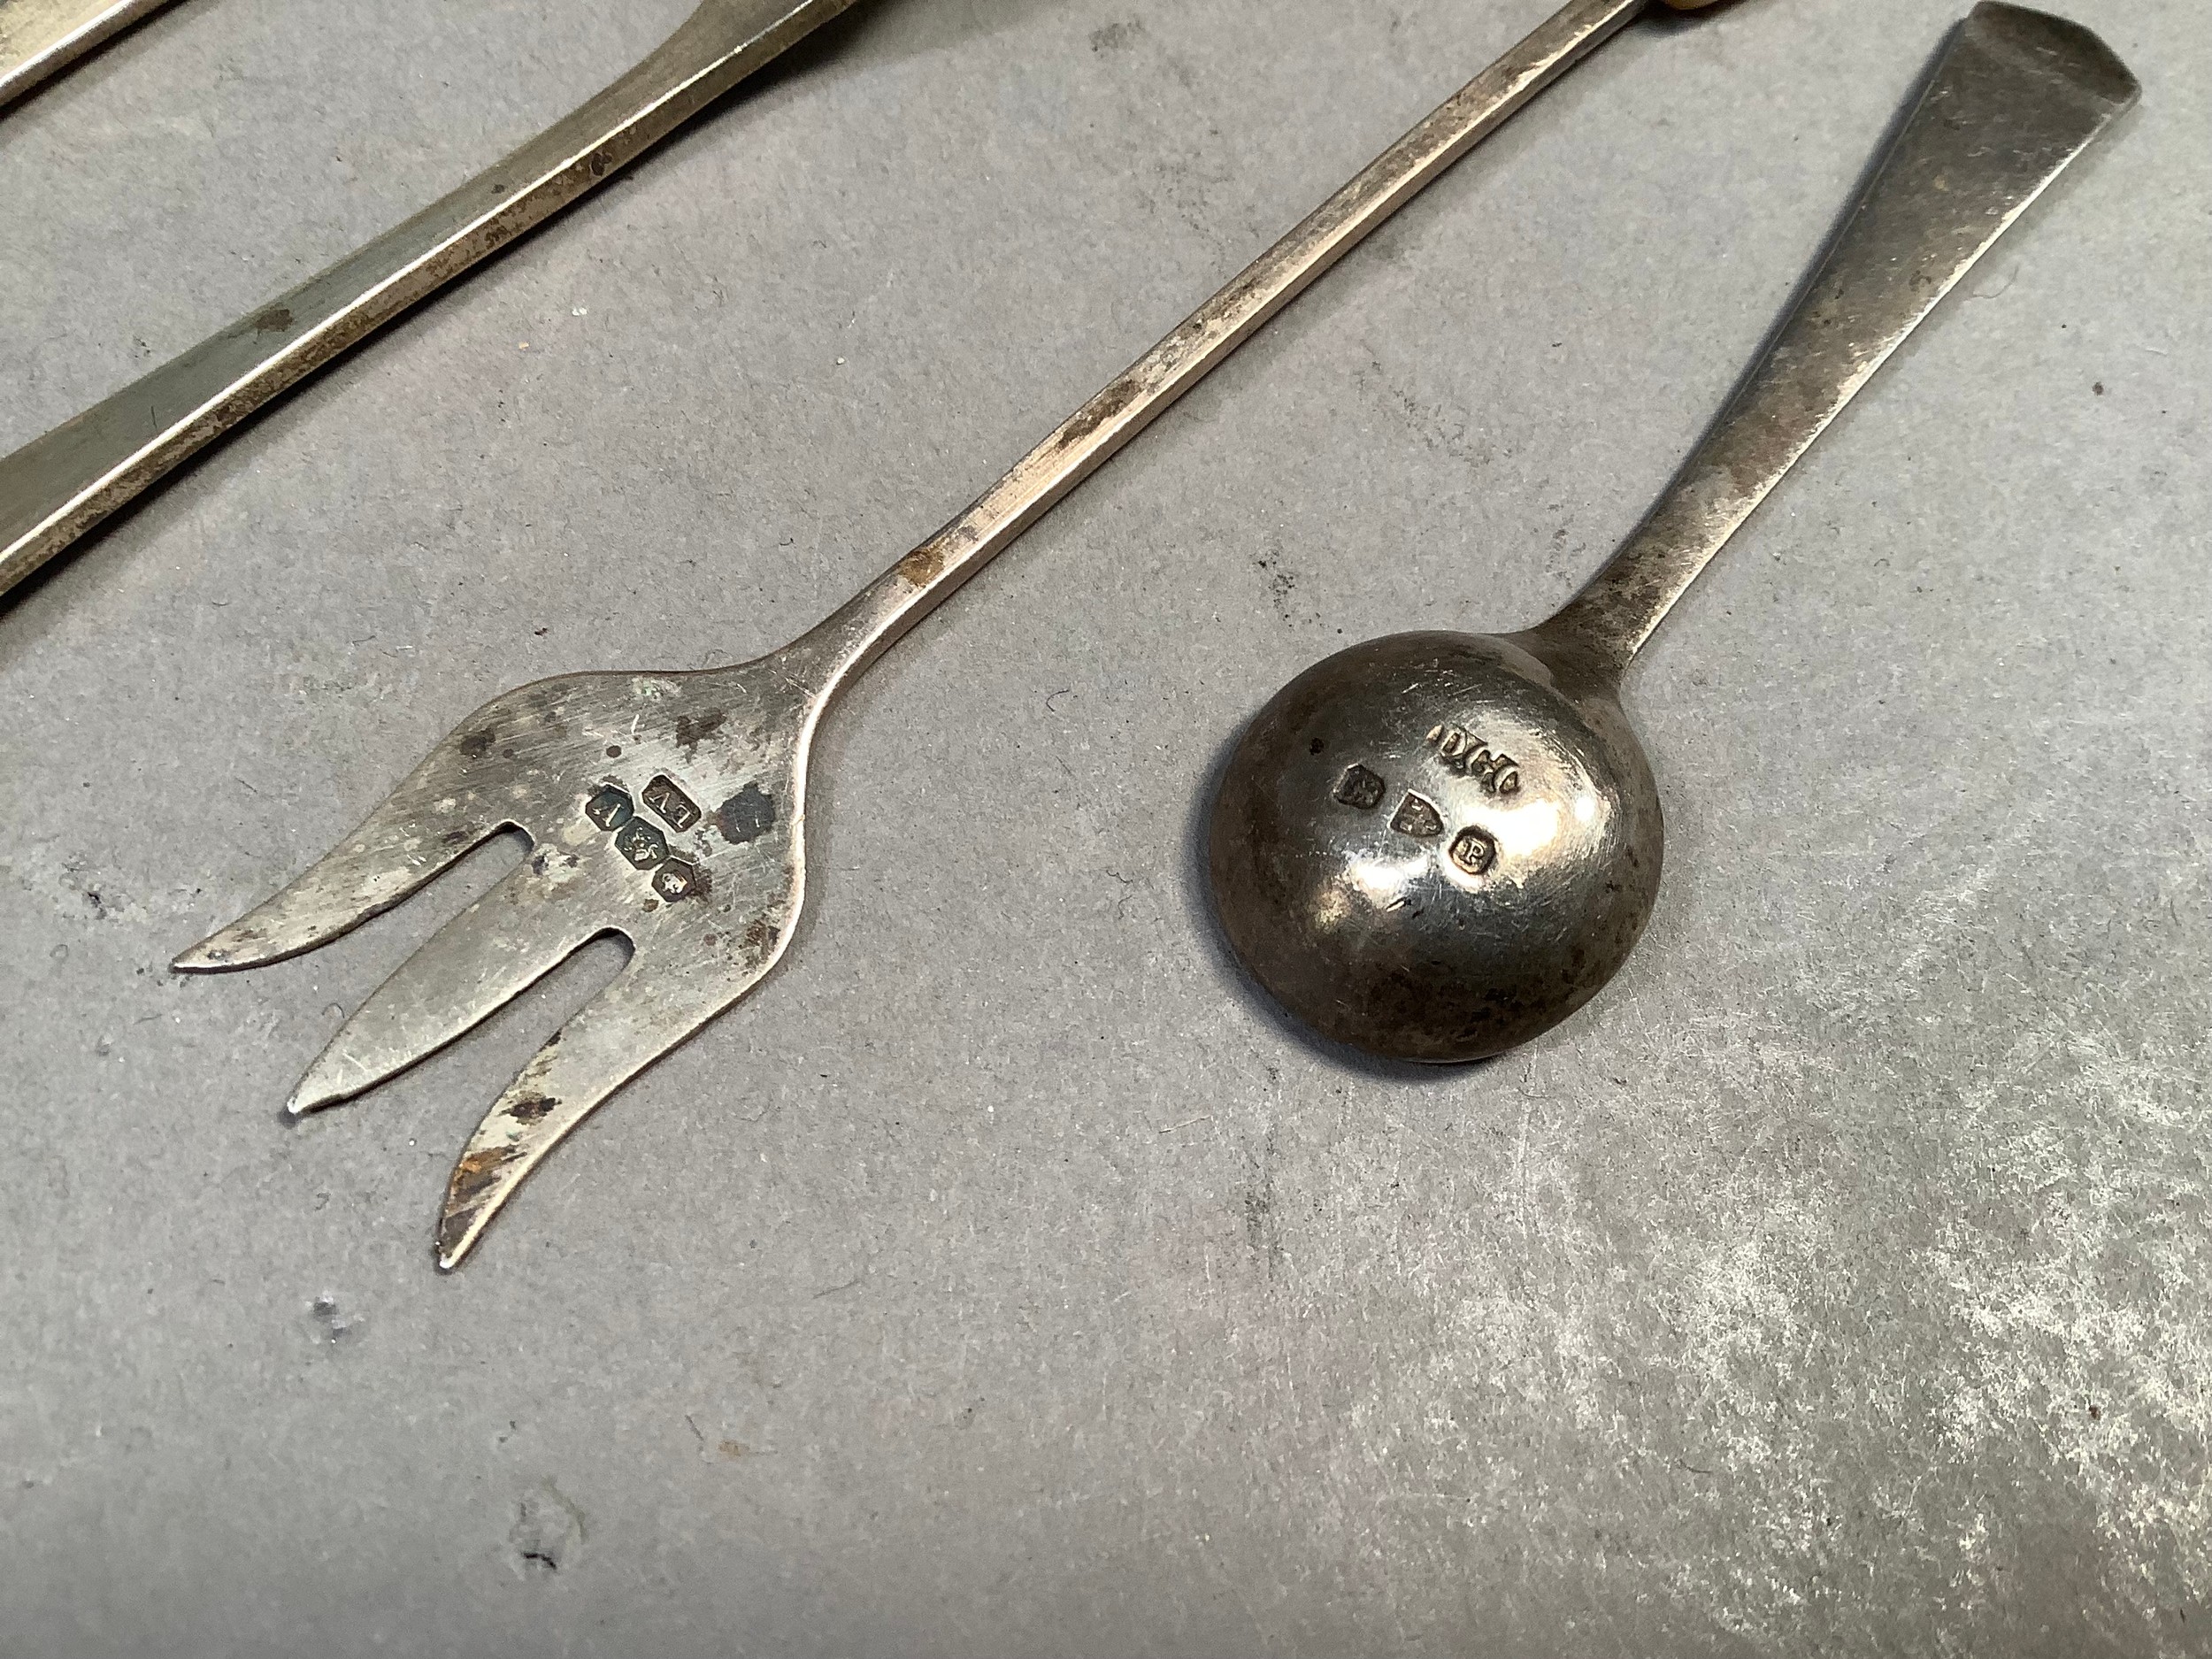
top-left (1206, 3), bottom-right (2137, 1064)
top-left (174, 0), bottom-right (1730, 1268)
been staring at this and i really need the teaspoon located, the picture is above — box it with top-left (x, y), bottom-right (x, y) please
top-left (1206, 3), bottom-right (2138, 1064)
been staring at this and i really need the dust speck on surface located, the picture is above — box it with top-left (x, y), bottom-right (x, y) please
top-left (307, 1294), bottom-right (362, 1346)
top-left (1241, 1126), bottom-right (1284, 1274)
top-left (509, 1479), bottom-right (586, 1578)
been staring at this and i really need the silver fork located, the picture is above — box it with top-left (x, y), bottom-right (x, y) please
top-left (175, 0), bottom-right (1725, 1269)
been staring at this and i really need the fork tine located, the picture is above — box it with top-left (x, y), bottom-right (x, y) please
top-left (433, 938), bottom-right (785, 1271)
top-left (173, 722), bottom-right (528, 973)
top-left (287, 849), bottom-right (613, 1115)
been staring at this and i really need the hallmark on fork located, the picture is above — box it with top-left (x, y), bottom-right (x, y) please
top-left (614, 819), bottom-right (667, 868)
top-left (652, 860), bottom-right (703, 901)
top-left (580, 779), bottom-right (712, 900)
top-left (584, 785), bottom-right (634, 830)
top-left (642, 774), bottom-right (701, 830)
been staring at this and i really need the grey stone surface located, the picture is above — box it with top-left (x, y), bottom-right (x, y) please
top-left (1, 0), bottom-right (2206, 1652)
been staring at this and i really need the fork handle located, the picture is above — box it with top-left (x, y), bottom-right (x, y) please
top-left (0, 0), bottom-right (856, 599)
top-left (783, 0), bottom-right (1666, 694)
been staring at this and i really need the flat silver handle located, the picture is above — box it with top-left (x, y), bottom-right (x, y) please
top-left (0, 0), bottom-right (857, 598)
top-left (1539, 3), bottom-right (2139, 676)
top-left (0, 0), bottom-right (180, 107)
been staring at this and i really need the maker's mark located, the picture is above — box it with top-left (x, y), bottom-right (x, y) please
top-left (1425, 723), bottom-right (1520, 795)
top-left (642, 774), bottom-right (701, 832)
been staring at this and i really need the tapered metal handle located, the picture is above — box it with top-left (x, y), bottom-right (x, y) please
top-left (0, 0), bottom-right (856, 600)
top-left (1539, 3), bottom-right (2138, 677)
top-left (0, 0), bottom-right (180, 107)
top-left (780, 0), bottom-right (1669, 695)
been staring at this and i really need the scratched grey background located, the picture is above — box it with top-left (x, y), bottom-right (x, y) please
top-left (1, 0), bottom-right (2207, 1651)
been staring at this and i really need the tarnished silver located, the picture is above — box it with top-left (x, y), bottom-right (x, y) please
top-left (175, 0), bottom-right (1724, 1269)
top-left (1206, 4), bottom-right (2138, 1064)
top-left (0, 0), bottom-right (860, 600)
top-left (0, 0), bottom-right (177, 108)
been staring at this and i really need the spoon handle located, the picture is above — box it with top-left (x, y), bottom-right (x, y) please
top-left (1540, 3), bottom-right (2137, 678)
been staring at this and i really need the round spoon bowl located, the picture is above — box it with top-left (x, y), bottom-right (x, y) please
top-left (1207, 630), bottom-right (1663, 1063)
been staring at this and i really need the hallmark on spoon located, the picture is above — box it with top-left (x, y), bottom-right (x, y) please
top-left (1425, 723), bottom-right (1522, 795)
top-left (1333, 764), bottom-right (1387, 810)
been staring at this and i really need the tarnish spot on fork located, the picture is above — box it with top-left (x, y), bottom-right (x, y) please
top-left (506, 1095), bottom-right (557, 1125)
top-left (179, 915), bottom-right (262, 967)
top-left (672, 710), bottom-right (725, 754)
top-left (716, 784), bottom-right (775, 847)
top-left (457, 726), bottom-right (498, 759)
top-left (1055, 374), bottom-right (1143, 447)
top-left (900, 518), bottom-right (984, 585)
top-left (527, 849), bottom-right (583, 887)
top-left (897, 542), bottom-right (950, 585)
top-left (448, 1141), bottom-right (525, 1215)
